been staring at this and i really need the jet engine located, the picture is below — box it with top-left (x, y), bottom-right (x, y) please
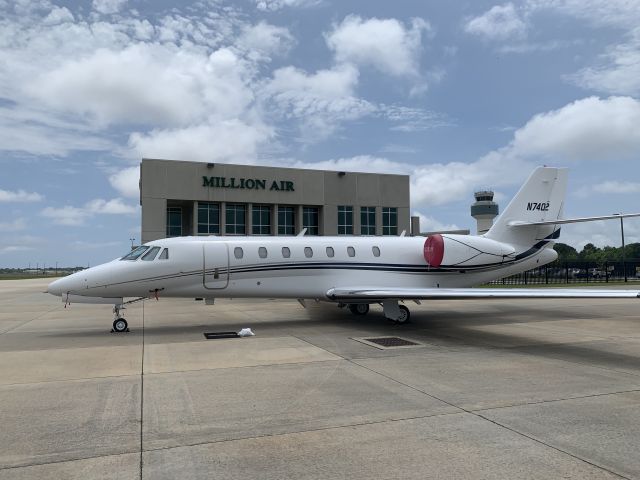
top-left (423, 234), bottom-right (516, 268)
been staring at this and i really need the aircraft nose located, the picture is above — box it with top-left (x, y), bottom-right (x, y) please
top-left (47, 277), bottom-right (67, 296)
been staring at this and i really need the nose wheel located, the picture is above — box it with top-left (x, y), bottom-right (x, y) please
top-left (112, 318), bottom-right (129, 333)
top-left (111, 304), bottom-right (130, 333)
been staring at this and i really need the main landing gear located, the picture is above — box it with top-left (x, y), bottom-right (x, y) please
top-left (344, 301), bottom-right (410, 324)
top-left (111, 304), bottom-right (129, 333)
top-left (382, 300), bottom-right (411, 324)
top-left (348, 303), bottom-right (370, 315)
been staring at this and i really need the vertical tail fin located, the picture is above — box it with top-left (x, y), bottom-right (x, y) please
top-left (485, 167), bottom-right (567, 248)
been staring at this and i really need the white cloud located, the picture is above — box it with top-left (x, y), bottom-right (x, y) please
top-left (85, 198), bottom-right (138, 215)
top-left (0, 189), bottom-right (43, 202)
top-left (567, 28), bottom-right (640, 96)
top-left (325, 15), bottom-right (431, 77)
top-left (529, 0), bottom-right (640, 30)
top-left (509, 96), bottom-right (640, 161)
top-left (254, 0), bottom-right (320, 12)
top-left (41, 205), bottom-right (88, 226)
top-left (109, 166), bottom-right (140, 198)
top-left (593, 181), bottom-right (640, 194)
top-left (412, 212), bottom-right (462, 234)
top-left (92, 0), bottom-right (128, 15)
top-left (237, 21), bottom-right (294, 61)
top-left (129, 119), bottom-right (273, 164)
top-left (282, 154), bottom-right (530, 208)
top-left (41, 198), bottom-right (138, 226)
top-left (26, 45), bottom-right (255, 128)
top-left (0, 218), bottom-right (27, 231)
top-left (263, 64), bottom-right (374, 142)
top-left (464, 3), bottom-right (527, 41)
top-left (382, 105), bottom-right (454, 132)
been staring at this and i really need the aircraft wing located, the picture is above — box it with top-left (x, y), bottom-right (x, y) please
top-left (326, 287), bottom-right (640, 301)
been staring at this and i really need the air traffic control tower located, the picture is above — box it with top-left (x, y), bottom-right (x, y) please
top-left (471, 190), bottom-right (499, 234)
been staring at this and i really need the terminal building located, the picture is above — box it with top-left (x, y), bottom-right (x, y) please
top-left (140, 159), bottom-right (411, 243)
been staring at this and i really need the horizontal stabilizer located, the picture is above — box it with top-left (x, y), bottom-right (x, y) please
top-left (508, 212), bottom-right (640, 227)
top-left (326, 287), bottom-right (639, 301)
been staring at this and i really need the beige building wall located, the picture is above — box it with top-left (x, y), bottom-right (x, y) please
top-left (140, 159), bottom-right (410, 243)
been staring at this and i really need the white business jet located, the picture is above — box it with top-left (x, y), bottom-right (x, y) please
top-left (48, 167), bottom-right (640, 332)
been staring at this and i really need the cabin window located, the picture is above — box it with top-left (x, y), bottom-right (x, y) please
top-left (158, 248), bottom-right (169, 260)
top-left (234, 247), bottom-right (244, 259)
top-left (141, 246), bottom-right (161, 261)
top-left (282, 247), bottom-right (291, 258)
top-left (121, 246), bottom-right (149, 261)
top-left (258, 247), bottom-right (268, 258)
top-left (372, 246), bottom-right (380, 257)
top-left (326, 246), bottom-right (334, 257)
top-left (304, 247), bottom-right (313, 258)
top-left (347, 246), bottom-right (355, 257)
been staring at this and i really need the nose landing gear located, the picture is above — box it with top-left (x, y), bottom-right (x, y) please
top-left (111, 304), bottom-right (129, 333)
top-left (112, 318), bottom-right (129, 333)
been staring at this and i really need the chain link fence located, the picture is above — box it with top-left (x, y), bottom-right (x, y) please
top-left (488, 260), bottom-right (640, 285)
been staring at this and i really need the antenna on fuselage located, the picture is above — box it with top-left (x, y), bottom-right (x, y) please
top-left (297, 228), bottom-right (307, 237)
top-left (399, 230), bottom-right (406, 237)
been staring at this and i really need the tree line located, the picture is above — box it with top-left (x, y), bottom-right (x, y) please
top-left (553, 243), bottom-right (640, 264)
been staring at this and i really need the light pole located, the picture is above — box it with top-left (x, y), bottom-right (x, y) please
top-left (130, 238), bottom-right (135, 250)
top-left (620, 216), bottom-right (627, 282)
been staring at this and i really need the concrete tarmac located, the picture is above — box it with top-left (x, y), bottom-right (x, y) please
top-left (1, 278), bottom-right (640, 479)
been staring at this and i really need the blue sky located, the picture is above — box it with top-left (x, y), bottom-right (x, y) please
top-left (1, 0), bottom-right (640, 267)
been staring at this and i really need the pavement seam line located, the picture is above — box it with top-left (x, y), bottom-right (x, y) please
top-left (348, 357), bottom-right (632, 480)
top-left (140, 409), bottom-right (467, 455)
top-left (471, 388), bottom-right (640, 413)
top-left (474, 413), bottom-right (631, 480)
top-left (139, 300), bottom-right (145, 480)
top-left (0, 450), bottom-right (139, 472)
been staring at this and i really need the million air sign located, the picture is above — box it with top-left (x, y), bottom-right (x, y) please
top-left (202, 176), bottom-right (295, 192)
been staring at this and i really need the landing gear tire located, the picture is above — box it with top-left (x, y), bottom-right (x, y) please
top-left (348, 303), bottom-right (369, 315)
top-left (396, 305), bottom-right (410, 324)
top-left (112, 318), bottom-right (129, 333)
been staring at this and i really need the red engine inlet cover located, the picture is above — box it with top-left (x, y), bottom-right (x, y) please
top-left (424, 234), bottom-right (444, 267)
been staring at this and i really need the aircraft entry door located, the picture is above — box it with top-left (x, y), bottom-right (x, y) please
top-left (203, 243), bottom-right (229, 289)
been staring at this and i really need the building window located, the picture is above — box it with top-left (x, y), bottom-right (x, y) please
top-left (282, 247), bottom-right (290, 258)
top-left (166, 207), bottom-right (182, 237)
top-left (252, 205), bottom-right (271, 235)
top-left (278, 206), bottom-right (295, 235)
top-left (234, 247), bottom-right (243, 259)
top-left (337, 206), bottom-right (353, 235)
top-left (197, 202), bottom-right (220, 235)
top-left (258, 247), bottom-right (267, 258)
top-left (382, 207), bottom-right (398, 235)
top-left (226, 204), bottom-right (246, 235)
top-left (347, 246), bottom-right (355, 257)
top-left (372, 246), bottom-right (380, 257)
top-left (304, 247), bottom-right (313, 258)
top-left (303, 207), bottom-right (319, 235)
top-left (326, 246), bottom-right (334, 258)
top-left (361, 207), bottom-right (376, 235)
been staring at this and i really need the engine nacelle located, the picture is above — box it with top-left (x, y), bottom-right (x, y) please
top-left (424, 234), bottom-right (516, 268)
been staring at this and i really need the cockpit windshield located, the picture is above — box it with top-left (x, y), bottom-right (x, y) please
top-left (120, 246), bottom-right (150, 261)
